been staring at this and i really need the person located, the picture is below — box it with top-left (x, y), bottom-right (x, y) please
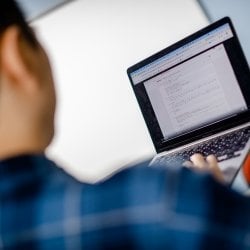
top-left (0, 1), bottom-right (249, 249)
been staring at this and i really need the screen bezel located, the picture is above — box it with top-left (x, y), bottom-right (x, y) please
top-left (127, 17), bottom-right (250, 153)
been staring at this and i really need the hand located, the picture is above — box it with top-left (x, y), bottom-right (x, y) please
top-left (183, 154), bottom-right (224, 183)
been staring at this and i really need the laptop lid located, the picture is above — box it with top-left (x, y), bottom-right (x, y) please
top-left (127, 17), bottom-right (250, 154)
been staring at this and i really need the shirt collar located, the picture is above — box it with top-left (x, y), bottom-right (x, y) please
top-left (0, 154), bottom-right (54, 195)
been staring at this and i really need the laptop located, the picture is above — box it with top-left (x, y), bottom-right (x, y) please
top-left (127, 17), bottom-right (250, 184)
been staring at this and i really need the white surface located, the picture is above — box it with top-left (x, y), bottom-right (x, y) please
top-left (32, 0), bottom-right (208, 182)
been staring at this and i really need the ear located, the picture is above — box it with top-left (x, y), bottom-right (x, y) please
top-left (0, 26), bottom-right (36, 91)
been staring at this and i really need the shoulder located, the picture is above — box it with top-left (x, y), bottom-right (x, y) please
top-left (80, 163), bottom-right (250, 249)
top-left (82, 162), bottom-right (219, 209)
top-left (33, 156), bottom-right (249, 210)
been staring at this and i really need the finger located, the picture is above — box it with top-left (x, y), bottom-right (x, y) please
top-left (206, 155), bottom-right (224, 182)
top-left (206, 155), bottom-right (218, 168)
top-left (182, 161), bottom-right (194, 168)
top-left (190, 154), bottom-right (207, 168)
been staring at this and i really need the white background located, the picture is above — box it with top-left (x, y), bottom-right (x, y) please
top-left (32, 0), bottom-right (208, 182)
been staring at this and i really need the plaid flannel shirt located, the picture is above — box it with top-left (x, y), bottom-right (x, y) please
top-left (0, 155), bottom-right (249, 249)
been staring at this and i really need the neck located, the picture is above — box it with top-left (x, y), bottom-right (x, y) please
top-left (0, 125), bottom-right (48, 160)
top-left (0, 105), bottom-right (50, 160)
top-left (0, 80), bottom-right (54, 160)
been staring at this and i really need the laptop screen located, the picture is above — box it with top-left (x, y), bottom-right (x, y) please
top-left (128, 18), bottom-right (250, 152)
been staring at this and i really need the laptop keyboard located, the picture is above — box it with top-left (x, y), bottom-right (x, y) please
top-left (154, 126), bottom-right (250, 166)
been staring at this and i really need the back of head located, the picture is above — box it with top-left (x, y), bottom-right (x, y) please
top-left (0, 0), bottom-right (37, 46)
top-left (0, 0), bottom-right (56, 157)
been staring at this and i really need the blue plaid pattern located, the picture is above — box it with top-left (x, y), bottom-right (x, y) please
top-left (0, 155), bottom-right (249, 249)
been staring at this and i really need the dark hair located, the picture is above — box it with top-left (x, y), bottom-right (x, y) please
top-left (0, 0), bottom-right (37, 46)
